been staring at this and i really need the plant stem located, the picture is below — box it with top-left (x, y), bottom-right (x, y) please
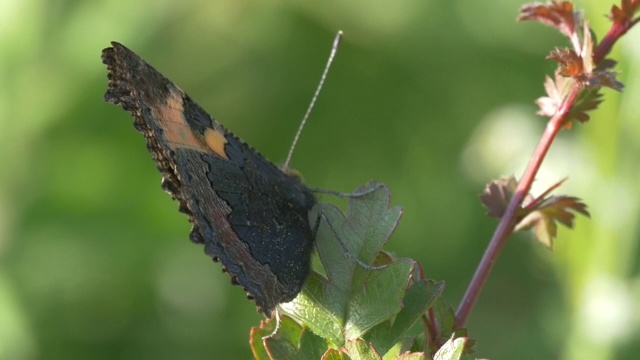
top-left (593, 18), bottom-right (639, 65)
top-left (424, 308), bottom-right (439, 355)
top-left (454, 84), bottom-right (581, 328)
top-left (454, 7), bottom-right (639, 328)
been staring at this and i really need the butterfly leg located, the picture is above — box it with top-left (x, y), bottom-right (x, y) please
top-left (313, 210), bottom-right (387, 271)
top-left (310, 181), bottom-right (385, 198)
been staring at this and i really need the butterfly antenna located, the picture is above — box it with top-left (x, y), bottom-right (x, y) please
top-left (283, 31), bottom-right (343, 169)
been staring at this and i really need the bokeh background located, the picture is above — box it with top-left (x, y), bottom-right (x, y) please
top-left (1, 0), bottom-right (639, 359)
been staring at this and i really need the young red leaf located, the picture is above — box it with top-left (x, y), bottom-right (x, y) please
top-left (524, 177), bottom-right (568, 210)
top-left (517, 211), bottom-right (557, 249)
top-left (568, 87), bottom-right (604, 123)
top-left (580, 20), bottom-right (594, 73)
top-left (518, 1), bottom-right (577, 38)
top-left (479, 177), bottom-right (518, 218)
top-left (547, 48), bottom-right (583, 76)
top-left (536, 71), bottom-right (612, 125)
top-left (536, 73), bottom-right (572, 118)
top-left (586, 71), bottom-right (624, 91)
top-left (516, 195), bottom-right (589, 250)
top-left (596, 58), bottom-right (618, 71)
top-left (577, 19), bottom-right (623, 90)
top-left (535, 195), bottom-right (590, 225)
top-left (609, 0), bottom-right (640, 25)
top-left (480, 176), bottom-right (590, 249)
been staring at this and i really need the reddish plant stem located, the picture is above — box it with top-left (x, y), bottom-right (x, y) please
top-left (454, 8), bottom-right (639, 329)
top-left (424, 308), bottom-right (439, 355)
top-left (454, 84), bottom-right (581, 328)
top-left (593, 18), bottom-right (639, 64)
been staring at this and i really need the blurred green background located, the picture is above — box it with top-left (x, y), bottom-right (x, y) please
top-left (1, 0), bottom-right (639, 359)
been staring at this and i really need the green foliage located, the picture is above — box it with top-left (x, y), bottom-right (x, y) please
top-left (2, 1), bottom-right (639, 359)
top-left (250, 183), bottom-right (452, 359)
top-left (433, 337), bottom-right (467, 360)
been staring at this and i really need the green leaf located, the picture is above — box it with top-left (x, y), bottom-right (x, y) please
top-left (249, 318), bottom-right (274, 360)
top-left (341, 339), bottom-right (383, 360)
top-left (322, 349), bottom-right (345, 360)
top-left (250, 315), bottom-right (329, 360)
top-left (279, 181), bottom-right (414, 345)
top-left (253, 181), bottom-right (451, 359)
top-left (364, 280), bottom-right (445, 358)
top-left (396, 352), bottom-right (428, 360)
top-left (425, 295), bottom-right (455, 352)
top-left (433, 336), bottom-right (467, 360)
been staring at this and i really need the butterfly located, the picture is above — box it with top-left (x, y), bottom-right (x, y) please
top-left (102, 42), bottom-right (318, 317)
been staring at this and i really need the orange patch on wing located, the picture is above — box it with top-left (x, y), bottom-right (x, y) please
top-left (204, 128), bottom-right (229, 159)
top-left (150, 90), bottom-right (208, 151)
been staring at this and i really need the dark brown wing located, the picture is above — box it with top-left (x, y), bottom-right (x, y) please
top-left (102, 42), bottom-right (316, 316)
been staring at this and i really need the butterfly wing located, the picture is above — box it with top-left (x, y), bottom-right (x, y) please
top-left (102, 42), bottom-right (316, 316)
